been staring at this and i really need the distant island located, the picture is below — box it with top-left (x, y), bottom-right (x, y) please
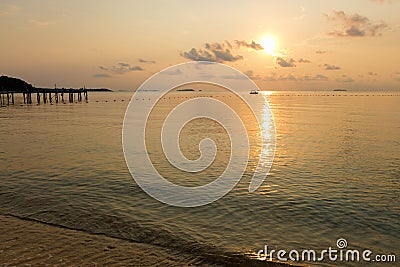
top-left (333, 89), bottom-right (347, 92)
top-left (176, 88), bottom-right (195, 92)
top-left (0, 75), bottom-right (112, 92)
top-left (0, 75), bottom-right (33, 92)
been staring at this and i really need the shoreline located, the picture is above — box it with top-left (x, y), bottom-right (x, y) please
top-left (0, 214), bottom-right (295, 267)
top-left (0, 214), bottom-right (217, 266)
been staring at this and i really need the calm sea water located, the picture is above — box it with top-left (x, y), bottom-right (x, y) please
top-left (0, 91), bottom-right (399, 266)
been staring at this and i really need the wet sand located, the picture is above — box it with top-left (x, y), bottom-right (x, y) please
top-left (0, 215), bottom-right (220, 266)
top-left (0, 215), bottom-right (294, 267)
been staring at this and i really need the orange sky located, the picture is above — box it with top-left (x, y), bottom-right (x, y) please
top-left (0, 0), bottom-right (399, 90)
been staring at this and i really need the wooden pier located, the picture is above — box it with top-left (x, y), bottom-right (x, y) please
top-left (0, 88), bottom-right (88, 106)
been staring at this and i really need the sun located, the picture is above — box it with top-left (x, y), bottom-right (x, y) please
top-left (260, 36), bottom-right (277, 56)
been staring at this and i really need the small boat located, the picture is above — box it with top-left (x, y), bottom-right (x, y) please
top-left (250, 90), bottom-right (259, 94)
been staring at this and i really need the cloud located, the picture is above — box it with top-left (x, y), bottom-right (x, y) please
top-left (298, 58), bottom-right (311, 63)
top-left (163, 69), bottom-right (182, 75)
top-left (234, 40), bottom-right (264, 51)
top-left (28, 19), bottom-right (51, 28)
top-left (182, 48), bottom-right (215, 61)
top-left (244, 70), bottom-right (261, 80)
top-left (278, 74), bottom-right (298, 81)
top-left (181, 39), bottom-right (263, 63)
top-left (325, 10), bottom-right (387, 37)
top-left (265, 73), bottom-right (328, 82)
top-left (370, 0), bottom-right (393, 3)
top-left (336, 75), bottom-right (354, 82)
top-left (276, 57), bottom-right (296, 67)
top-left (396, 72), bottom-right (400, 81)
top-left (244, 70), bottom-right (254, 77)
top-left (303, 74), bottom-right (329, 81)
top-left (316, 50), bottom-right (327, 54)
top-left (0, 4), bottom-right (20, 16)
top-left (213, 49), bottom-right (243, 62)
top-left (293, 6), bottom-right (306, 21)
top-left (181, 42), bottom-right (243, 63)
top-left (111, 63), bottom-right (143, 74)
top-left (93, 74), bottom-right (111, 78)
top-left (323, 64), bottom-right (341, 70)
top-left (264, 73), bottom-right (295, 81)
top-left (129, 66), bottom-right (143, 71)
top-left (239, 70), bottom-right (261, 80)
top-left (98, 63), bottom-right (144, 75)
top-left (220, 74), bottom-right (248, 80)
top-left (139, 58), bottom-right (156, 64)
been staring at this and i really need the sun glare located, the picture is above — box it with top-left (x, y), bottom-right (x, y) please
top-left (260, 36), bottom-right (277, 56)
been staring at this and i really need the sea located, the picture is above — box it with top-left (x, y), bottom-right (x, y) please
top-left (0, 90), bottom-right (399, 266)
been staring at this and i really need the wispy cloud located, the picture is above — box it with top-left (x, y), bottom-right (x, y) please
top-left (325, 10), bottom-right (387, 37)
top-left (112, 63), bottom-right (143, 74)
top-left (265, 74), bottom-right (298, 81)
top-left (98, 63), bottom-right (144, 75)
top-left (244, 70), bottom-right (261, 80)
top-left (370, 0), bottom-right (393, 3)
top-left (163, 69), bottom-right (182, 75)
top-left (303, 74), bottom-right (329, 81)
top-left (128, 66), bottom-right (143, 71)
top-left (139, 58), bottom-right (156, 64)
top-left (292, 6), bottom-right (306, 21)
top-left (93, 74), bottom-right (111, 78)
top-left (265, 73), bottom-right (328, 82)
top-left (396, 72), bottom-right (400, 81)
top-left (336, 75), bottom-right (354, 82)
top-left (28, 19), bottom-right (51, 28)
top-left (323, 64), bottom-right (341, 70)
top-left (298, 58), bottom-right (311, 63)
top-left (276, 57), bottom-right (296, 68)
top-left (234, 40), bottom-right (264, 51)
top-left (220, 74), bottom-right (248, 80)
top-left (0, 4), bottom-right (21, 16)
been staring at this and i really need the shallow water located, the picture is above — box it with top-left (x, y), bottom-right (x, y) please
top-left (0, 91), bottom-right (399, 266)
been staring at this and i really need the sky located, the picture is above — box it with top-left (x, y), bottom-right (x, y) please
top-left (0, 0), bottom-right (399, 91)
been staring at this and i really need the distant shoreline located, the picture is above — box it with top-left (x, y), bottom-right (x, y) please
top-left (1, 75), bottom-right (113, 93)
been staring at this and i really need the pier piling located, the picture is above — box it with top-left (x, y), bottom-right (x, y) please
top-left (1, 88), bottom-right (89, 106)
